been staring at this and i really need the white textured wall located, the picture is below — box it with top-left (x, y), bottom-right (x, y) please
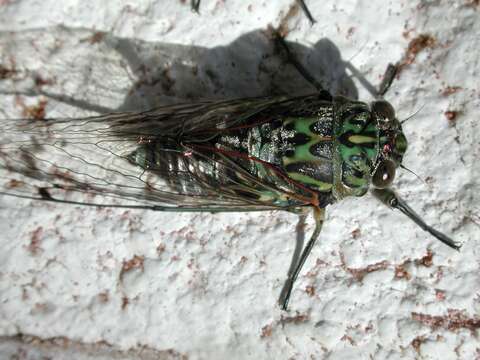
top-left (0, 1), bottom-right (479, 359)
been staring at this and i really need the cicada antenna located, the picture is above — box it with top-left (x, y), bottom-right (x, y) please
top-left (400, 164), bottom-right (427, 186)
top-left (400, 103), bottom-right (426, 125)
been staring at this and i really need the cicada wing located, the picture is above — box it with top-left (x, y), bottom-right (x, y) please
top-left (0, 95), bottom-right (320, 212)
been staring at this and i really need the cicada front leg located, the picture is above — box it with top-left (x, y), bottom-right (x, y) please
top-left (372, 188), bottom-right (461, 250)
top-left (344, 61), bottom-right (399, 99)
top-left (279, 206), bottom-right (325, 310)
top-left (377, 63), bottom-right (398, 98)
top-left (296, 0), bottom-right (316, 25)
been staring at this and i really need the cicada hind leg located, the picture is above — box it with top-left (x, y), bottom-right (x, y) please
top-left (279, 207), bottom-right (325, 310)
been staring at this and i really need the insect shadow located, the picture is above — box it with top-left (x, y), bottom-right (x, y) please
top-left (0, 26), bottom-right (358, 112)
top-left (1, 26), bottom-right (361, 307)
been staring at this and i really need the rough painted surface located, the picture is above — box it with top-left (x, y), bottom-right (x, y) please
top-left (0, 0), bottom-right (479, 359)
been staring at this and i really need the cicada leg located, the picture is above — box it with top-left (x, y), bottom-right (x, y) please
top-left (279, 207), bottom-right (325, 310)
top-left (274, 33), bottom-right (327, 94)
top-left (191, 0), bottom-right (200, 13)
top-left (278, 213), bottom-right (307, 305)
top-left (377, 63), bottom-right (398, 98)
top-left (372, 188), bottom-right (462, 250)
top-left (296, 0), bottom-right (316, 25)
top-left (345, 61), bottom-right (399, 99)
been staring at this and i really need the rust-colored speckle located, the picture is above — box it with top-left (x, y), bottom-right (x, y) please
top-left (34, 74), bottom-right (54, 87)
top-left (340, 253), bottom-right (389, 282)
top-left (340, 334), bottom-right (355, 346)
top-left (120, 255), bottom-right (145, 282)
top-left (435, 289), bottom-right (446, 301)
top-left (280, 312), bottom-right (310, 325)
top-left (405, 34), bottom-right (436, 63)
top-left (6, 179), bottom-right (25, 189)
top-left (98, 292), bottom-right (109, 303)
top-left (260, 324), bottom-right (273, 338)
top-left (415, 249), bottom-right (433, 267)
top-left (466, 0), bottom-right (479, 8)
top-left (351, 228), bottom-right (361, 239)
top-left (398, 34), bottom-right (436, 75)
top-left (276, 3), bottom-right (300, 37)
top-left (19, 98), bottom-right (48, 120)
top-left (394, 264), bottom-right (411, 280)
top-left (121, 296), bottom-right (129, 310)
top-left (79, 31), bottom-right (106, 45)
top-left (156, 243), bottom-right (166, 256)
top-left (122, 255), bottom-right (144, 272)
top-left (26, 226), bottom-right (44, 255)
top-left (441, 86), bottom-right (462, 96)
top-left (434, 266), bottom-right (444, 283)
top-left (402, 27), bottom-right (414, 40)
top-left (89, 31), bottom-right (105, 44)
top-left (412, 309), bottom-right (480, 334)
top-left (444, 110), bottom-right (458, 123)
top-left (305, 285), bottom-right (315, 297)
top-left (411, 336), bottom-right (426, 354)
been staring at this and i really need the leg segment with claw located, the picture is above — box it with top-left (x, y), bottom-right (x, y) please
top-left (280, 207), bottom-right (325, 310)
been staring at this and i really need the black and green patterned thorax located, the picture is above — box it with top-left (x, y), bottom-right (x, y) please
top-left (332, 97), bottom-right (380, 199)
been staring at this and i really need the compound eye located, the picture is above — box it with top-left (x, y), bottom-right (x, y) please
top-left (372, 100), bottom-right (395, 121)
top-left (372, 160), bottom-right (396, 188)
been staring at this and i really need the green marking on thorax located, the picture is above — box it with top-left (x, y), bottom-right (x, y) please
top-left (332, 101), bottom-right (380, 198)
top-left (282, 117), bottom-right (334, 192)
top-left (282, 117), bottom-right (332, 166)
top-left (288, 172), bottom-right (333, 191)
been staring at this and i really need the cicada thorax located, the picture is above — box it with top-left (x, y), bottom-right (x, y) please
top-left (331, 97), bottom-right (380, 200)
top-left (279, 104), bottom-right (335, 204)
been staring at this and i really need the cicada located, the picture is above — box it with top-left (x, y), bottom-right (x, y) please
top-left (0, 34), bottom-right (460, 310)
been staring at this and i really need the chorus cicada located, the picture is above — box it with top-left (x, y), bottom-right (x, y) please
top-left (0, 34), bottom-right (460, 310)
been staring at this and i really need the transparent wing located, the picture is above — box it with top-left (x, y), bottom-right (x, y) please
top-left (0, 95), bottom-right (320, 212)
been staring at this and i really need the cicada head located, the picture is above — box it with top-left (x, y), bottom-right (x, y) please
top-left (369, 100), bottom-right (408, 189)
